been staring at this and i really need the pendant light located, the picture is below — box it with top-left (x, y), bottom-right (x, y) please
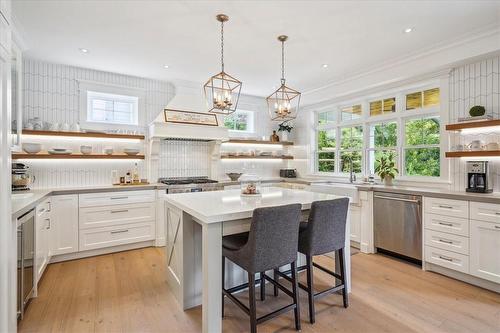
top-left (266, 35), bottom-right (301, 121)
top-left (204, 14), bottom-right (242, 115)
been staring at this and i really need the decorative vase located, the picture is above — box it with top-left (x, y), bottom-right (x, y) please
top-left (384, 175), bottom-right (394, 186)
top-left (281, 131), bottom-right (288, 142)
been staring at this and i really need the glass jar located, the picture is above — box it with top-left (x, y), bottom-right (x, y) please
top-left (240, 174), bottom-right (262, 196)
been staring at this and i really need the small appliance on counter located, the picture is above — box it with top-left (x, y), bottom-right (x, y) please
top-left (466, 161), bottom-right (493, 193)
top-left (280, 168), bottom-right (297, 178)
top-left (12, 163), bottom-right (35, 192)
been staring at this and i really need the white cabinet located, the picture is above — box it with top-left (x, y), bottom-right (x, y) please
top-left (350, 205), bottom-right (361, 244)
top-left (35, 198), bottom-right (51, 284)
top-left (50, 195), bottom-right (79, 256)
top-left (423, 197), bottom-right (469, 218)
top-left (470, 219), bottom-right (500, 284)
top-left (79, 190), bottom-right (155, 208)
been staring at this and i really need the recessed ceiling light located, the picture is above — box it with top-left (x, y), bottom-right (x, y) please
top-left (163, 65), bottom-right (169, 69)
top-left (322, 64), bottom-right (329, 68)
top-left (79, 48), bottom-right (89, 53)
top-left (403, 27), bottom-right (414, 33)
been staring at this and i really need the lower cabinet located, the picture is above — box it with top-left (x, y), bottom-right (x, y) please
top-left (470, 219), bottom-right (500, 284)
top-left (79, 221), bottom-right (155, 251)
top-left (35, 198), bottom-right (51, 284)
top-left (50, 195), bottom-right (79, 256)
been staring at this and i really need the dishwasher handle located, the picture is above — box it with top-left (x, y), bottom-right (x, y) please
top-left (374, 194), bottom-right (421, 204)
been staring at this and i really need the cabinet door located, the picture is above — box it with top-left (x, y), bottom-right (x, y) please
top-left (50, 195), bottom-right (79, 255)
top-left (470, 219), bottom-right (500, 283)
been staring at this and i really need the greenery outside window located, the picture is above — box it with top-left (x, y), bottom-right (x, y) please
top-left (317, 129), bottom-right (336, 172)
top-left (341, 104), bottom-right (362, 121)
top-left (340, 126), bottom-right (363, 173)
top-left (369, 97), bottom-right (396, 116)
top-left (404, 117), bottom-right (440, 177)
top-left (224, 110), bottom-right (254, 132)
top-left (368, 121), bottom-right (397, 175)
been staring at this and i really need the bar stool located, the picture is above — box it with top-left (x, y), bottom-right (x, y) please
top-left (275, 198), bottom-right (350, 324)
top-left (222, 204), bottom-right (302, 333)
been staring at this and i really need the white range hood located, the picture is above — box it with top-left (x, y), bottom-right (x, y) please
top-left (149, 80), bottom-right (229, 141)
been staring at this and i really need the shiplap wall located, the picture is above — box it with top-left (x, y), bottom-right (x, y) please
top-left (449, 55), bottom-right (500, 191)
top-left (23, 58), bottom-right (174, 188)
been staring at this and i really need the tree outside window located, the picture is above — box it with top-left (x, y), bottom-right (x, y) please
top-left (317, 129), bottom-right (336, 172)
top-left (368, 122), bottom-right (397, 175)
top-left (340, 126), bottom-right (363, 173)
top-left (404, 117), bottom-right (440, 177)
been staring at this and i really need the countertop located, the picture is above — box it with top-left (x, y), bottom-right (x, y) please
top-left (357, 184), bottom-right (500, 204)
top-left (11, 183), bottom-right (166, 219)
top-left (164, 187), bottom-right (344, 224)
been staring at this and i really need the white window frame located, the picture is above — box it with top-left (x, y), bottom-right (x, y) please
top-left (224, 109), bottom-right (255, 134)
top-left (78, 80), bottom-right (145, 131)
top-left (313, 80), bottom-right (448, 182)
top-left (86, 90), bottom-right (138, 125)
top-left (366, 120), bottom-right (398, 176)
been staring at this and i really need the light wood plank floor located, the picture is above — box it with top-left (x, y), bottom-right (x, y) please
top-left (18, 247), bottom-right (500, 333)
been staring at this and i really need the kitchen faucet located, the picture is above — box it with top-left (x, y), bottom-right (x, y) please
top-left (349, 158), bottom-right (356, 183)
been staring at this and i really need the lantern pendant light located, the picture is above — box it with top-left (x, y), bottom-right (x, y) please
top-left (266, 35), bottom-right (301, 121)
top-left (204, 14), bottom-right (242, 115)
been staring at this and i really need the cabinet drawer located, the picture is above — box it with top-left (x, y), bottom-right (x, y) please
top-left (423, 197), bottom-right (468, 218)
top-left (424, 229), bottom-right (469, 255)
top-left (425, 246), bottom-right (469, 274)
top-left (424, 213), bottom-right (469, 237)
top-left (79, 190), bottom-right (155, 207)
top-left (79, 202), bottom-right (155, 230)
top-left (470, 202), bottom-right (500, 224)
top-left (79, 222), bottom-right (155, 251)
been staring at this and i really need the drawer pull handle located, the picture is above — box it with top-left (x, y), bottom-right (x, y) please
top-left (495, 226), bottom-right (500, 229)
top-left (110, 229), bottom-right (129, 234)
top-left (438, 239), bottom-right (453, 244)
top-left (111, 196), bottom-right (128, 200)
top-left (438, 255), bottom-right (453, 262)
top-left (495, 212), bottom-right (500, 215)
top-left (438, 205), bottom-right (453, 209)
top-left (45, 218), bottom-right (51, 230)
top-left (111, 209), bottom-right (128, 214)
top-left (38, 208), bottom-right (46, 215)
top-left (438, 222), bottom-right (453, 227)
top-left (47, 202), bottom-right (52, 212)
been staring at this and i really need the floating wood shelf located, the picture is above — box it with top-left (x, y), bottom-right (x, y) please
top-left (225, 139), bottom-right (293, 146)
top-left (12, 153), bottom-right (145, 160)
top-left (445, 151), bottom-right (500, 158)
top-left (445, 119), bottom-right (500, 131)
top-left (220, 155), bottom-right (293, 160)
top-left (22, 130), bottom-right (145, 140)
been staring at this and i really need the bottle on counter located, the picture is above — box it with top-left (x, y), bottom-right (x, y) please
top-left (132, 163), bottom-right (140, 184)
top-left (125, 171), bottom-right (132, 184)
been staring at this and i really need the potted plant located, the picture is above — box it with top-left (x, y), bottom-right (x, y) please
top-left (277, 121), bottom-right (293, 141)
top-left (375, 152), bottom-right (399, 186)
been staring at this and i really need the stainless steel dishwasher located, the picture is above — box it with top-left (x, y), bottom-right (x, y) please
top-left (374, 192), bottom-right (422, 261)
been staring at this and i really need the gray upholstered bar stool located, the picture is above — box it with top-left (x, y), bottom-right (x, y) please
top-left (222, 204), bottom-right (302, 333)
top-left (275, 198), bottom-right (350, 324)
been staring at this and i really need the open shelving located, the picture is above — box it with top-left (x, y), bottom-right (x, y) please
top-left (12, 153), bottom-right (145, 160)
top-left (22, 129), bottom-right (145, 140)
top-left (220, 155), bottom-right (293, 160)
top-left (445, 119), bottom-right (500, 131)
top-left (445, 151), bottom-right (500, 158)
top-left (225, 139), bottom-right (293, 146)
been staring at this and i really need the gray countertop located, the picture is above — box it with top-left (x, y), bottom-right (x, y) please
top-left (11, 183), bottom-right (166, 219)
top-left (357, 184), bottom-right (500, 204)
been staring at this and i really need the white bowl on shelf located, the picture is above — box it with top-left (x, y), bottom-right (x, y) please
top-left (124, 148), bottom-right (140, 155)
top-left (22, 143), bottom-right (42, 154)
top-left (104, 148), bottom-right (114, 155)
top-left (80, 145), bottom-right (92, 155)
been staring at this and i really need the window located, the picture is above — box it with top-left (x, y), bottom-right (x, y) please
top-left (317, 129), bottom-right (336, 172)
top-left (368, 121), bottom-right (398, 174)
top-left (369, 97), bottom-right (396, 116)
top-left (318, 110), bottom-right (336, 125)
top-left (406, 88), bottom-right (440, 110)
top-left (341, 104), bottom-right (362, 121)
top-left (340, 126), bottom-right (363, 173)
top-left (404, 117), bottom-right (440, 177)
top-left (87, 91), bottom-right (138, 125)
top-left (224, 110), bottom-right (254, 132)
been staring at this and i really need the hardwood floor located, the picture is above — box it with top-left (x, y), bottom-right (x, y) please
top-left (19, 247), bottom-right (499, 333)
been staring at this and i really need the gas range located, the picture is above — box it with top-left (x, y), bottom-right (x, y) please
top-left (159, 177), bottom-right (223, 194)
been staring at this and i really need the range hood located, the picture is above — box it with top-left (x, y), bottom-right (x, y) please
top-left (149, 80), bottom-right (229, 141)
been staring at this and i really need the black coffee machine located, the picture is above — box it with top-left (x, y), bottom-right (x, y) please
top-left (466, 161), bottom-right (493, 193)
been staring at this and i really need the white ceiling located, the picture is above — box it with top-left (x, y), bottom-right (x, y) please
top-left (13, 1), bottom-right (500, 96)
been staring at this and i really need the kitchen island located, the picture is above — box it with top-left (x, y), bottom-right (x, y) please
top-left (164, 187), bottom-right (350, 333)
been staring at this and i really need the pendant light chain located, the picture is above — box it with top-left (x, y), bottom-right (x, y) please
top-left (281, 39), bottom-right (285, 85)
top-left (220, 19), bottom-right (224, 72)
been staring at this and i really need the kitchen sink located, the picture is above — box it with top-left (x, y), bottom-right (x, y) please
top-left (309, 182), bottom-right (360, 204)
top-left (12, 193), bottom-right (35, 200)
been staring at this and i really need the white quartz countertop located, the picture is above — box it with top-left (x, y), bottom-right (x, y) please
top-left (164, 187), bottom-right (345, 224)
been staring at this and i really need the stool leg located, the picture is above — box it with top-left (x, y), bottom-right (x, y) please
top-left (306, 255), bottom-right (315, 324)
top-left (290, 261), bottom-right (301, 331)
top-left (260, 272), bottom-right (265, 301)
top-left (273, 268), bottom-right (279, 296)
top-left (248, 272), bottom-right (257, 333)
top-left (338, 248), bottom-right (349, 308)
top-left (222, 256), bottom-right (225, 317)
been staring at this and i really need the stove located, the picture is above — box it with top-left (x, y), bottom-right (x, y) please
top-left (159, 177), bottom-right (223, 194)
